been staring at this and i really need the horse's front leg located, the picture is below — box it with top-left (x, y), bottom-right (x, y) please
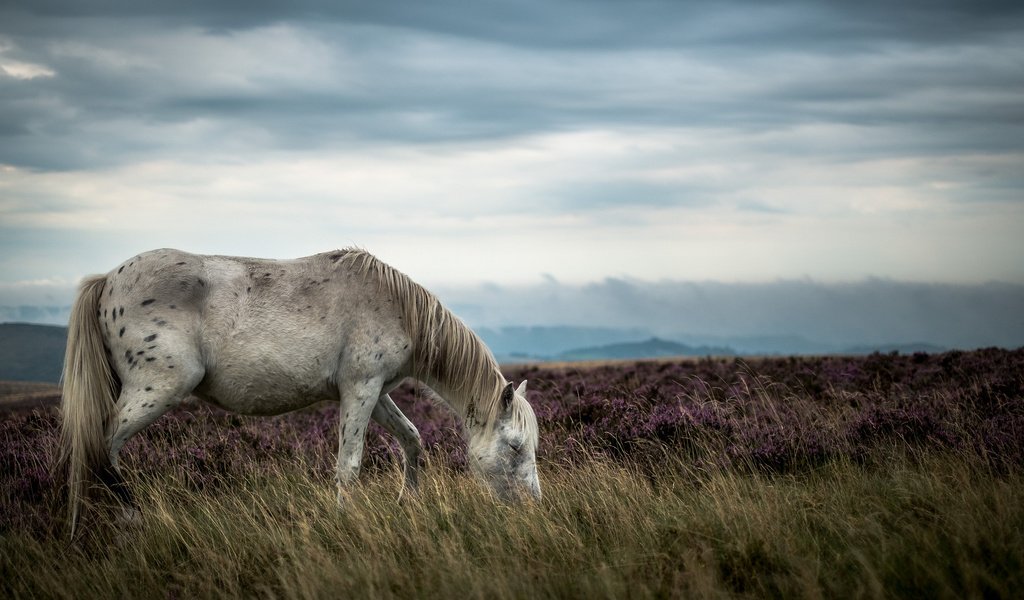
top-left (335, 376), bottom-right (383, 507)
top-left (371, 393), bottom-right (422, 500)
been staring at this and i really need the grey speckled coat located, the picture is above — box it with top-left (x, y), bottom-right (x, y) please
top-left (59, 248), bottom-right (540, 534)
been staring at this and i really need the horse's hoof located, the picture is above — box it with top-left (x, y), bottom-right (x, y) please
top-left (118, 506), bottom-right (143, 528)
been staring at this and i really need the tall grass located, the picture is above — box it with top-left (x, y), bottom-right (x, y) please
top-left (3, 452), bottom-right (1021, 599)
top-left (3, 350), bottom-right (1022, 597)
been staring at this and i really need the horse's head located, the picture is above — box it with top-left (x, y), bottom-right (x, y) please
top-left (468, 380), bottom-right (541, 502)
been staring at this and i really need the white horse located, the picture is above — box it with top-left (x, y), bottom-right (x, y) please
top-left (59, 248), bottom-right (540, 533)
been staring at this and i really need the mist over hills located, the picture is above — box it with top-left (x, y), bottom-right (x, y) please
top-left (0, 323), bottom-right (952, 384)
top-left (7, 278), bottom-right (1023, 350)
top-left (2, 278), bottom-right (1021, 381)
top-left (10, 278), bottom-right (1023, 349)
top-left (0, 305), bottom-right (70, 326)
top-left (442, 278), bottom-right (1024, 351)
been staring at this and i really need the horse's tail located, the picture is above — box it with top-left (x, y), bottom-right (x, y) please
top-left (59, 274), bottom-right (117, 536)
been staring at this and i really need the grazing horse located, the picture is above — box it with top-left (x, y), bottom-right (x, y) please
top-left (59, 248), bottom-right (540, 533)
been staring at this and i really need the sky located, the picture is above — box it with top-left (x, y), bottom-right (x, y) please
top-left (1, 1), bottom-right (1023, 346)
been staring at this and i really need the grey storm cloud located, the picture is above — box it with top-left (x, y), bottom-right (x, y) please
top-left (7, 0), bottom-right (1024, 46)
top-left (1, 0), bottom-right (1022, 172)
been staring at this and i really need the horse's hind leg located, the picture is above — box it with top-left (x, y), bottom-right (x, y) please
top-left (106, 359), bottom-right (204, 521)
top-left (371, 393), bottom-right (422, 498)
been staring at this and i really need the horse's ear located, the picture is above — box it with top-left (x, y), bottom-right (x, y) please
top-left (515, 380), bottom-right (528, 397)
top-left (500, 382), bottom-right (514, 412)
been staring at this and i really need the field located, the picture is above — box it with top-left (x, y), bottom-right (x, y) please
top-left (2, 349), bottom-right (1023, 598)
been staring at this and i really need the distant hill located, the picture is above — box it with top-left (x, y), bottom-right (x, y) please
top-left (477, 325), bottom-right (652, 357)
top-left (841, 342), bottom-right (947, 355)
top-left (556, 337), bottom-right (735, 361)
top-left (673, 334), bottom-right (837, 356)
top-left (0, 323), bottom-right (67, 383)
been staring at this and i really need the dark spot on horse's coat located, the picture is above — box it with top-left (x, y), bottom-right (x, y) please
top-left (112, 311), bottom-right (117, 323)
top-left (374, 336), bottom-right (380, 343)
top-left (129, 261), bottom-right (134, 267)
top-left (322, 278), bottom-right (330, 283)
top-left (156, 320), bottom-right (166, 326)
top-left (148, 345), bottom-right (157, 350)
top-left (119, 327), bottom-right (125, 337)
top-left (144, 334), bottom-right (157, 342)
top-left (141, 299), bottom-right (155, 306)
top-left (145, 357), bottom-right (156, 362)
top-left (264, 272), bottom-right (271, 277)
top-left (176, 261), bottom-right (186, 265)
top-left (119, 307), bottom-right (124, 316)
top-left (137, 350), bottom-right (145, 355)
top-left (108, 288), bottom-right (113, 297)
top-left (118, 266), bottom-right (124, 274)
top-left (124, 350), bottom-right (131, 360)
top-left (168, 366), bottom-right (175, 369)
top-left (96, 310), bottom-right (101, 317)
top-left (341, 424), bottom-right (346, 436)
top-left (330, 253), bottom-right (343, 261)
top-left (145, 386), bottom-right (152, 391)
top-left (198, 278), bottom-right (206, 287)
top-left (169, 304), bottom-right (176, 309)
top-left (247, 287), bottom-right (251, 293)
top-left (104, 309), bottom-right (107, 317)
top-left (403, 344), bottom-right (409, 350)
top-left (122, 418), bottom-right (127, 423)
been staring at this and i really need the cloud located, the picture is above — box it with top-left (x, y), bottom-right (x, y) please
top-left (2, 124), bottom-right (1023, 286)
top-left (0, 0), bottom-right (1022, 290)
top-left (0, 2), bottom-right (1021, 170)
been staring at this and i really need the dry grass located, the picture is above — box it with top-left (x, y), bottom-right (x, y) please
top-left (2, 452), bottom-right (1021, 599)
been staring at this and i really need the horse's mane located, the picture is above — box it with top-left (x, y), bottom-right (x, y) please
top-left (338, 249), bottom-right (521, 432)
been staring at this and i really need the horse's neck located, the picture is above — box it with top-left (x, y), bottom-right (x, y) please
top-left (424, 369), bottom-right (502, 434)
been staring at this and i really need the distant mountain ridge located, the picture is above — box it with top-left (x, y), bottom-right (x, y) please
top-left (557, 337), bottom-right (735, 361)
top-left (0, 323), bottom-right (953, 383)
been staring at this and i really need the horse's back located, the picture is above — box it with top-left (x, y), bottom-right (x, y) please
top-left (100, 249), bottom-right (411, 415)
